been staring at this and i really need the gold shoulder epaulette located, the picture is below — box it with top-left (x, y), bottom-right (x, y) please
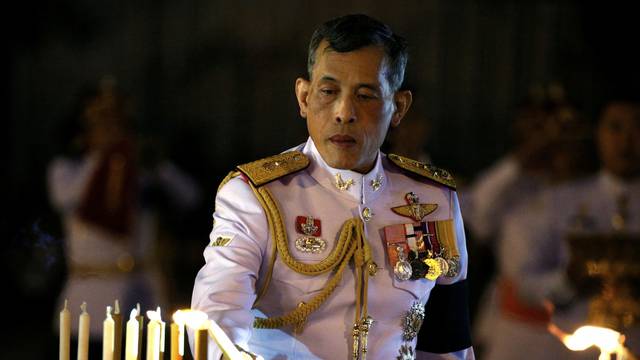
top-left (237, 151), bottom-right (309, 187)
top-left (387, 153), bottom-right (456, 190)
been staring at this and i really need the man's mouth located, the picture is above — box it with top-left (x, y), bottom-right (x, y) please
top-left (329, 135), bottom-right (356, 147)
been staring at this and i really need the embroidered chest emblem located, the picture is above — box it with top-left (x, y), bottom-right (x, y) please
top-left (295, 216), bottom-right (326, 254)
top-left (396, 343), bottom-right (415, 360)
top-left (402, 302), bottom-right (425, 341)
top-left (391, 192), bottom-right (438, 222)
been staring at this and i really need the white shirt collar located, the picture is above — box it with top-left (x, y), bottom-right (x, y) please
top-left (302, 137), bottom-right (386, 204)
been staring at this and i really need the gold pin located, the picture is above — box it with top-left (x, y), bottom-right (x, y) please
top-left (392, 192), bottom-right (438, 222)
top-left (370, 175), bottom-right (383, 191)
top-left (335, 173), bottom-right (354, 191)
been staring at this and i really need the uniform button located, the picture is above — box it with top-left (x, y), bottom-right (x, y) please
top-left (362, 207), bottom-right (374, 222)
top-left (368, 262), bottom-right (378, 276)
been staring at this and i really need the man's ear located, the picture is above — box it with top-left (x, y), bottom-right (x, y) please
top-left (391, 90), bottom-right (412, 127)
top-left (295, 78), bottom-right (311, 118)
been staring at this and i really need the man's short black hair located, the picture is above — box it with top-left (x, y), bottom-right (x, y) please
top-left (307, 14), bottom-right (408, 92)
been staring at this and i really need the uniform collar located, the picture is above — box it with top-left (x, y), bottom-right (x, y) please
top-left (302, 137), bottom-right (386, 204)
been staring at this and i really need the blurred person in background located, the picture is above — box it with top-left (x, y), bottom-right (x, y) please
top-left (47, 77), bottom-right (201, 357)
top-left (462, 83), bottom-right (593, 356)
top-left (485, 97), bottom-right (639, 359)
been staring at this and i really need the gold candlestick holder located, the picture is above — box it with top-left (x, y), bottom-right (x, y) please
top-left (566, 232), bottom-right (640, 331)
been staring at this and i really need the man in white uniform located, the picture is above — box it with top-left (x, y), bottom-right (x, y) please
top-left (487, 98), bottom-right (640, 359)
top-left (191, 14), bottom-right (474, 360)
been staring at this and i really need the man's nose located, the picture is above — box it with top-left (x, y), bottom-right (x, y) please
top-left (335, 95), bottom-right (356, 124)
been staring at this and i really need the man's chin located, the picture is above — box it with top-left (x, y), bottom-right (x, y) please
top-left (325, 158), bottom-right (358, 171)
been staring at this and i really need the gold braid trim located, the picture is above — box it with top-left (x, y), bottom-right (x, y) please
top-left (248, 183), bottom-right (372, 332)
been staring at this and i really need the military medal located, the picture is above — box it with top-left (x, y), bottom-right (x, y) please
top-left (383, 224), bottom-right (413, 280)
top-left (392, 192), bottom-right (438, 222)
top-left (422, 257), bottom-right (442, 280)
top-left (446, 256), bottom-right (460, 277)
top-left (295, 216), bottom-right (326, 253)
top-left (394, 245), bottom-right (413, 281)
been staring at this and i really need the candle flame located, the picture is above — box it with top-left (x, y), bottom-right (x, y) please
top-left (549, 323), bottom-right (629, 359)
top-left (147, 308), bottom-right (162, 322)
top-left (173, 309), bottom-right (208, 329)
top-left (106, 305), bottom-right (113, 318)
top-left (80, 301), bottom-right (87, 313)
top-left (114, 299), bottom-right (120, 314)
top-left (129, 308), bottom-right (138, 321)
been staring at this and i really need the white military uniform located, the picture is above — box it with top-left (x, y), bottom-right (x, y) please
top-left (48, 155), bottom-right (199, 336)
top-left (191, 138), bottom-right (474, 360)
top-left (487, 170), bottom-right (640, 359)
top-left (461, 155), bottom-right (548, 353)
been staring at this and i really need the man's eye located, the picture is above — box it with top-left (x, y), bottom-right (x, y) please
top-left (357, 93), bottom-right (377, 100)
top-left (320, 89), bottom-right (337, 96)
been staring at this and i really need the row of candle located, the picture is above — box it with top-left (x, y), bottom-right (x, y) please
top-left (59, 300), bottom-right (213, 360)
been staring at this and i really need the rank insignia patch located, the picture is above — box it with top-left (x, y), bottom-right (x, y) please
top-left (210, 235), bottom-right (233, 247)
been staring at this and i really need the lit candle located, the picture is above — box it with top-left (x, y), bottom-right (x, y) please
top-left (146, 308), bottom-right (162, 360)
top-left (157, 307), bottom-right (166, 358)
top-left (59, 300), bottom-right (70, 360)
top-left (103, 306), bottom-right (115, 360)
top-left (136, 304), bottom-right (144, 360)
top-left (171, 311), bottom-right (186, 360)
top-left (208, 319), bottom-right (245, 360)
top-left (77, 302), bottom-right (90, 360)
top-left (182, 310), bottom-right (209, 360)
top-left (113, 300), bottom-right (123, 360)
top-left (125, 308), bottom-right (140, 360)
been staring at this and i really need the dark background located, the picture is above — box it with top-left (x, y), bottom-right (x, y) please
top-left (4, 1), bottom-right (639, 358)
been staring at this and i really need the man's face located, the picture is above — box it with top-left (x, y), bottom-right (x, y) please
top-left (597, 102), bottom-right (640, 179)
top-left (295, 42), bottom-right (411, 173)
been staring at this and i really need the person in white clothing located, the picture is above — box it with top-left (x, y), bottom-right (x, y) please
top-left (191, 14), bottom-right (474, 360)
top-left (48, 78), bottom-right (201, 358)
top-left (486, 98), bottom-right (640, 359)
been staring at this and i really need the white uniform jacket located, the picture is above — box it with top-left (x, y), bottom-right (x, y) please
top-left (498, 170), bottom-right (640, 356)
top-left (191, 138), bottom-right (473, 359)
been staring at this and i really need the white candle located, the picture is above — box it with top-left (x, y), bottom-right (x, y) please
top-left (157, 307), bottom-right (166, 357)
top-left (171, 310), bottom-right (186, 360)
top-left (146, 309), bottom-right (162, 360)
top-left (208, 320), bottom-right (244, 360)
top-left (125, 308), bottom-right (140, 360)
top-left (77, 302), bottom-right (90, 360)
top-left (59, 300), bottom-right (71, 360)
top-left (113, 300), bottom-right (123, 360)
top-left (103, 306), bottom-right (115, 360)
top-left (181, 310), bottom-right (209, 360)
top-left (136, 304), bottom-right (143, 360)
